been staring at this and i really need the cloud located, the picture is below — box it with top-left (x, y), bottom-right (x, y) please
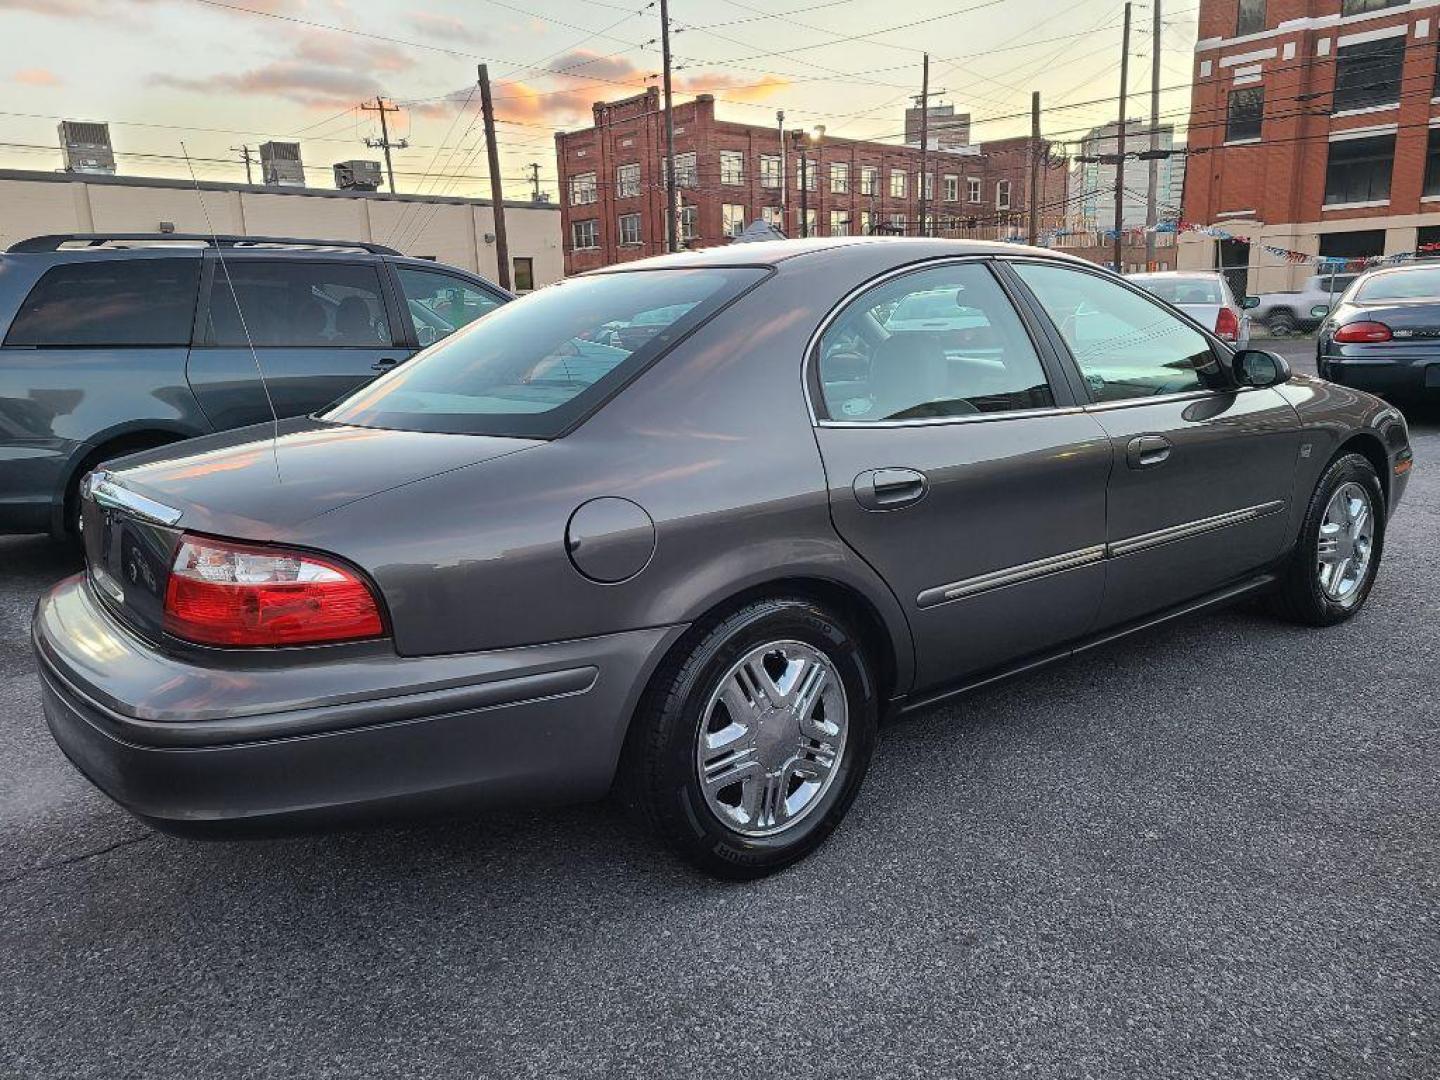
top-left (0, 0), bottom-right (159, 20)
top-left (13, 68), bottom-right (61, 87)
top-left (404, 10), bottom-right (488, 48)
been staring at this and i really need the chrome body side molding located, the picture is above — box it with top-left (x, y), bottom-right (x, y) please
top-left (1107, 500), bottom-right (1286, 558)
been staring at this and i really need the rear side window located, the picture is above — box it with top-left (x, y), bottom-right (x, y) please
top-left (206, 261), bottom-right (393, 348)
top-left (815, 261), bottom-right (1054, 422)
top-left (324, 267), bottom-right (766, 438)
top-left (5, 258), bottom-right (200, 347)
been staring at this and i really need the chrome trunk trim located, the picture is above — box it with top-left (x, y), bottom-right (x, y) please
top-left (82, 470), bottom-right (184, 527)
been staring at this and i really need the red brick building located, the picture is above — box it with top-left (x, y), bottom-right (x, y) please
top-left (554, 88), bottom-right (1069, 275)
top-left (1181, 0), bottom-right (1440, 292)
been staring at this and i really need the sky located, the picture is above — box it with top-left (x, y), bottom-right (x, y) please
top-left (0, 0), bottom-right (1200, 203)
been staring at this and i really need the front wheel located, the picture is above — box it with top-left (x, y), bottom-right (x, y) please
top-left (623, 597), bottom-right (878, 879)
top-left (1270, 453), bottom-right (1385, 626)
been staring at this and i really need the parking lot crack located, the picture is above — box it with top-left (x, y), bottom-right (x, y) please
top-left (0, 832), bottom-right (154, 889)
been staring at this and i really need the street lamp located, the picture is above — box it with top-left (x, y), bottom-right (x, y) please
top-left (791, 125), bottom-right (825, 239)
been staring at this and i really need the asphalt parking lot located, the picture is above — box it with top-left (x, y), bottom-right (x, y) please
top-left (2, 339), bottom-right (1436, 1080)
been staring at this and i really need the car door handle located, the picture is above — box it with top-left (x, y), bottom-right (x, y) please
top-left (853, 467), bottom-right (928, 511)
top-left (1126, 434), bottom-right (1172, 469)
top-left (371, 357), bottom-right (402, 373)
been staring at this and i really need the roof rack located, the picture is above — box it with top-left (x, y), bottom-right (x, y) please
top-left (7, 233), bottom-right (402, 256)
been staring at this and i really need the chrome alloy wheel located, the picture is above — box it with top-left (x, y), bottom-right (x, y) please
top-left (1317, 481), bottom-right (1375, 607)
top-left (695, 640), bottom-right (848, 837)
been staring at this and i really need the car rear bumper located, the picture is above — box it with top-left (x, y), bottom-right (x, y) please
top-left (34, 573), bottom-right (685, 835)
top-left (1319, 354), bottom-right (1440, 397)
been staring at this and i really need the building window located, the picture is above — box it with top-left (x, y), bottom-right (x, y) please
top-left (760, 155), bottom-right (782, 189)
top-left (859, 166), bottom-right (879, 195)
top-left (967, 177), bottom-right (981, 203)
top-left (1340, 0), bottom-right (1406, 14)
top-left (829, 210), bottom-right (850, 235)
top-left (1235, 0), bottom-right (1264, 35)
top-left (617, 213), bottom-right (641, 246)
top-left (1333, 37), bottom-right (1404, 113)
top-left (720, 150), bottom-right (744, 185)
top-left (859, 209), bottom-right (873, 234)
top-left (916, 172), bottom-right (934, 200)
top-left (572, 219), bottom-right (600, 250)
top-left (722, 203), bottom-right (747, 237)
top-left (570, 172), bottom-right (597, 206)
top-left (667, 152), bottom-right (698, 188)
top-left (943, 174), bottom-right (959, 202)
top-left (889, 212), bottom-right (907, 233)
top-left (830, 161), bottom-right (850, 194)
top-left (512, 257), bottom-right (535, 292)
top-left (797, 159), bottom-right (817, 191)
top-left (762, 206), bottom-right (783, 228)
top-left (680, 204), bottom-right (698, 242)
top-left (615, 163), bottom-right (641, 199)
top-left (1324, 134), bottom-right (1395, 205)
top-left (1424, 129), bottom-right (1440, 198)
top-left (1226, 87), bottom-right (1264, 142)
top-left (996, 180), bottom-right (1011, 210)
top-left (804, 208), bottom-right (818, 236)
top-left (889, 169), bottom-right (906, 198)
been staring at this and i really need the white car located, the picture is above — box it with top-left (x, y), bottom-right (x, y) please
top-left (1129, 270), bottom-right (1254, 348)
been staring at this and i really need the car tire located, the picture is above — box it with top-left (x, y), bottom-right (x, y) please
top-left (621, 597), bottom-right (878, 879)
top-left (1266, 310), bottom-right (1298, 337)
top-left (1269, 452), bottom-right (1385, 626)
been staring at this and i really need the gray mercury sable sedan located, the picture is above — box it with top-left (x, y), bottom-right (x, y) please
top-left (33, 238), bottom-right (1413, 878)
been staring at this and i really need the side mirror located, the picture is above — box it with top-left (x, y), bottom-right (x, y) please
top-left (1310, 304), bottom-right (1331, 320)
top-left (1241, 295), bottom-right (1260, 310)
top-left (1232, 348), bottom-right (1292, 388)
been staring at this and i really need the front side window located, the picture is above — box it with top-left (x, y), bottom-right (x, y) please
top-left (570, 172), bottom-right (598, 206)
top-left (572, 219), bottom-right (600, 250)
top-left (1226, 87), bottom-right (1264, 142)
top-left (890, 169), bottom-right (906, 198)
top-left (397, 267), bottom-right (502, 346)
top-left (618, 213), bottom-right (642, 246)
top-left (1333, 37), bottom-right (1404, 113)
top-left (831, 161), bottom-right (850, 194)
top-left (860, 166), bottom-right (879, 195)
top-left (206, 261), bottom-right (393, 348)
top-left (759, 155), bottom-right (782, 189)
top-left (323, 267), bottom-right (767, 438)
top-left (1013, 262), bottom-right (1222, 403)
top-left (815, 261), bottom-right (1054, 422)
top-left (1324, 134), bottom-right (1395, 205)
top-left (720, 149), bottom-right (744, 185)
top-left (5, 257), bottom-right (200, 347)
top-left (615, 163), bottom-right (641, 198)
top-left (1236, 0), bottom-right (1265, 35)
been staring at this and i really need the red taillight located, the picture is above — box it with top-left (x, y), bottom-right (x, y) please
top-left (1334, 321), bottom-right (1392, 343)
top-left (1214, 307), bottom-right (1240, 341)
top-left (163, 535), bottom-right (384, 647)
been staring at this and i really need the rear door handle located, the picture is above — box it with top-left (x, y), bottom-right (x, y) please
top-left (853, 467), bottom-right (928, 511)
top-left (1126, 434), bottom-right (1172, 469)
top-left (372, 357), bottom-right (401, 373)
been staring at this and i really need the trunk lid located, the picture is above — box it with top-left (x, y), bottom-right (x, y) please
top-left (82, 418), bottom-right (540, 642)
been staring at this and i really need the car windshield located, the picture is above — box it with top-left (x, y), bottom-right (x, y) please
top-left (323, 267), bottom-right (766, 437)
top-left (1354, 267), bottom-right (1440, 302)
top-left (1132, 276), bottom-right (1223, 305)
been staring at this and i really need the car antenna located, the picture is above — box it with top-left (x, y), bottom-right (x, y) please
top-left (180, 142), bottom-right (281, 483)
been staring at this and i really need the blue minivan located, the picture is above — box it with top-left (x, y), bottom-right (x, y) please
top-left (0, 234), bottom-right (510, 537)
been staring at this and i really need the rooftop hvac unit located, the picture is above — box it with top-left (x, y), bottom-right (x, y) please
top-left (333, 159), bottom-right (383, 191)
top-left (259, 141), bottom-right (305, 187)
top-left (58, 120), bottom-right (116, 176)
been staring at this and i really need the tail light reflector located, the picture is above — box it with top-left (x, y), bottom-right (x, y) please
top-left (163, 534), bottom-right (384, 647)
top-left (1334, 321), bottom-right (1392, 343)
top-left (1214, 307), bottom-right (1240, 342)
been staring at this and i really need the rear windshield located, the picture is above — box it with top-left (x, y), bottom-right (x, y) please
top-left (1132, 276), bottom-right (1223, 305)
top-left (323, 267), bottom-right (767, 438)
top-left (1354, 267), bottom-right (1440, 302)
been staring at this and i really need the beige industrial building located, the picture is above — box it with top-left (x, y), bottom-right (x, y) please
top-left (0, 168), bottom-right (564, 290)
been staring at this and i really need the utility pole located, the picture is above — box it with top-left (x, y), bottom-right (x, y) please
top-left (477, 65), bottom-right (511, 291)
top-left (231, 144), bottom-right (257, 185)
top-left (361, 97), bottom-right (408, 194)
top-left (1113, 2), bottom-right (1131, 274)
top-left (1028, 92), bottom-right (1041, 246)
top-left (777, 110), bottom-right (787, 234)
top-left (1145, 0), bottom-right (1161, 269)
top-left (527, 162), bottom-right (542, 202)
top-left (917, 53), bottom-right (930, 237)
top-left (795, 132), bottom-right (809, 237)
top-left (659, 0), bottom-right (679, 252)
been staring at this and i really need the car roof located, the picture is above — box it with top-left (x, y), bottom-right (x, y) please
top-left (1130, 271), bottom-right (1221, 280)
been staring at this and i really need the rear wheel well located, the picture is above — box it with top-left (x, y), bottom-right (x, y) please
top-left (60, 430), bottom-right (188, 536)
